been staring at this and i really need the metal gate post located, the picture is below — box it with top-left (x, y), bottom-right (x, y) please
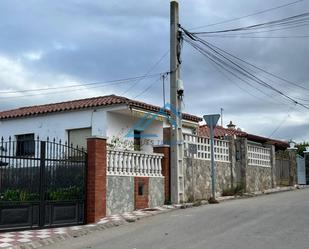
top-left (39, 141), bottom-right (46, 227)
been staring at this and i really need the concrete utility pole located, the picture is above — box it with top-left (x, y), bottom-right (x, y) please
top-left (170, 0), bottom-right (184, 204)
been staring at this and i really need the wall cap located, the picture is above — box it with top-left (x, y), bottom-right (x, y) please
top-left (87, 136), bottom-right (108, 140)
top-left (153, 145), bottom-right (170, 148)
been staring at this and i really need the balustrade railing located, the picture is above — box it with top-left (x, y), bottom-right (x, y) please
top-left (107, 149), bottom-right (164, 177)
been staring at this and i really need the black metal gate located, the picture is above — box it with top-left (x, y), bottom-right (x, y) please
top-left (0, 137), bottom-right (87, 231)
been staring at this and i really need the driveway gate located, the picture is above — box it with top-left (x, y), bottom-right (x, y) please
top-left (0, 137), bottom-right (87, 231)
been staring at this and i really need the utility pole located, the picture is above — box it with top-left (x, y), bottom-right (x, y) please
top-left (170, 0), bottom-right (184, 204)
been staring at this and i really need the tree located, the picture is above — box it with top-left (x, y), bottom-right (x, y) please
top-left (296, 142), bottom-right (309, 157)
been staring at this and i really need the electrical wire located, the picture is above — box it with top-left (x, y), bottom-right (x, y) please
top-left (192, 12), bottom-right (309, 35)
top-left (190, 0), bottom-right (305, 30)
top-left (181, 29), bottom-right (309, 110)
top-left (0, 72), bottom-right (165, 95)
top-left (268, 105), bottom-right (296, 137)
top-left (133, 76), bottom-right (163, 99)
top-left (194, 36), bottom-right (309, 92)
top-left (204, 35), bottom-right (309, 39)
top-left (121, 50), bottom-right (169, 96)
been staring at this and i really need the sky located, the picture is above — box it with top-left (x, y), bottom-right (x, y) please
top-left (0, 0), bottom-right (308, 142)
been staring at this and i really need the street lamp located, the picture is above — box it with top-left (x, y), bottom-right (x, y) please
top-left (203, 114), bottom-right (220, 203)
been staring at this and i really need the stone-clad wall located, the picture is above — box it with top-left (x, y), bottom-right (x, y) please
top-left (183, 158), bottom-right (232, 201)
top-left (107, 175), bottom-right (164, 215)
top-left (149, 177), bottom-right (165, 208)
top-left (107, 176), bottom-right (134, 215)
top-left (246, 166), bottom-right (272, 193)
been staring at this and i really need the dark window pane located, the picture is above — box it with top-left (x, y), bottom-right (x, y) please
top-left (16, 134), bottom-right (35, 157)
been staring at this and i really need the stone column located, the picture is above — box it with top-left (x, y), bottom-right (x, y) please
top-left (287, 148), bottom-right (297, 186)
top-left (86, 136), bottom-right (107, 223)
top-left (235, 137), bottom-right (248, 191)
top-left (153, 145), bottom-right (171, 203)
top-left (266, 144), bottom-right (276, 188)
top-left (228, 136), bottom-right (236, 188)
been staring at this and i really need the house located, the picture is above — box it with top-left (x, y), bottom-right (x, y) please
top-left (198, 121), bottom-right (289, 151)
top-left (0, 94), bottom-right (201, 153)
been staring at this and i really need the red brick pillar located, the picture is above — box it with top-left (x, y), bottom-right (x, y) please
top-left (86, 136), bottom-right (107, 223)
top-left (154, 145), bottom-right (171, 203)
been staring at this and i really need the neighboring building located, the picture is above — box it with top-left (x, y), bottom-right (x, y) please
top-left (0, 94), bottom-right (201, 153)
top-left (198, 121), bottom-right (289, 150)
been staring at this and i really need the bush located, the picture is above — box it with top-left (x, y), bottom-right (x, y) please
top-left (222, 183), bottom-right (245, 196)
top-left (47, 186), bottom-right (83, 201)
top-left (0, 189), bottom-right (39, 201)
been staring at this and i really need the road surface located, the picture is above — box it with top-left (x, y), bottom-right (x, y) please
top-left (44, 189), bottom-right (309, 249)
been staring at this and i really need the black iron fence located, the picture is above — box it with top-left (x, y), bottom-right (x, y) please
top-left (0, 136), bottom-right (87, 231)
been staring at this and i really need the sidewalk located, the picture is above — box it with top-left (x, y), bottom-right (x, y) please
top-left (0, 185), bottom-right (307, 249)
top-left (0, 206), bottom-right (176, 249)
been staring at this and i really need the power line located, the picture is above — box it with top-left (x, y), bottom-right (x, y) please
top-left (190, 0), bottom-right (305, 30)
top-left (269, 106), bottom-right (296, 138)
top-left (133, 77), bottom-right (162, 99)
top-left (192, 12), bottom-right (309, 35)
top-left (181, 26), bottom-right (309, 93)
top-left (204, 35), bottom-right (309, 39)
top-left (0, 72), bottom-right (165, 95)
top-left (181, 29), bottom-right (309, 110)
top-left (0, 80), bottom-right (132, 101)
top-left (183, 37), bottom-right (287, 106)
top-left (195, 36), bottom-right (309, 92)
top-left (122, 50), bottom-right (169, 96)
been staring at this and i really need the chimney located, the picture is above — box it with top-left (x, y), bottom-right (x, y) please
top-left (227, 121), bottom-right (236, 130)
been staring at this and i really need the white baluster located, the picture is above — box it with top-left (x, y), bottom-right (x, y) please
top-left (107, 151), bottom-right (110, 174)
top-left (154, 156), bottom-right (158, 176)
top-left (127, 152), bottom-right (132, 175)
top-left (110, 151), bottom-right (114, 174)
top-left (140, 154), bottom-right (144, 175)
top-left (116, 151), bottom-right (121, 174)
top-left (159, 156), bottom-right (163, 176)
top-left (123, 151), bottom-right (127, 175)
top-left (145, 155), bottom-right (151, 176)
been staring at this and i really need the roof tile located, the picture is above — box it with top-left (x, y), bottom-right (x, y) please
top-left (0, 94), bottom-right (202, 122)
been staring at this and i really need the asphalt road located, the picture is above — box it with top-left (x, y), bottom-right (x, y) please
top-left (44, 189), bottom-right (309, 249)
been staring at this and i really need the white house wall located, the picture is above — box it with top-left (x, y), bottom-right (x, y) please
top-left (106, 111), bottom-right (163, 153)
top-left (0, 109), bottom-right (107, 142)
top-left (0, 108), bottom-right (163, 153)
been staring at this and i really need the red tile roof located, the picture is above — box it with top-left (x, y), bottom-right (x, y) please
top-left (0, 94), bottom-right (202, 122)
top-left (198, 124), bottom-right (247, 138)
top-left (198, 125), bottom-right (289, 149)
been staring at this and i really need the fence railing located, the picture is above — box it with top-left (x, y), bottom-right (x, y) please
top-left (107, 149), bottom-right (164, 177)
top-left (183, 133), bottom-right (230, 162)
top-left (247, 144), bottom-right (271, 167)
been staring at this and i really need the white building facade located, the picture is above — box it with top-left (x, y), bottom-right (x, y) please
top-left (0, 95), bottom-right (200, 153)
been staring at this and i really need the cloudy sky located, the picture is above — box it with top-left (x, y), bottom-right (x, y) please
top-left (0, 0), bottom-right (308, 142)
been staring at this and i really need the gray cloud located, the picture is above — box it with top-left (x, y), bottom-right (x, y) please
top-left (0, 0), bottom-right (309, 142)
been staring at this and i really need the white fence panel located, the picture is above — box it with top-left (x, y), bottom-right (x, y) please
top-left (183, 133), bottom-right (230, 162)
top-left (247, 144), bottom-right (271, 167)
top-left (107, 149), bottom-right (163, 177)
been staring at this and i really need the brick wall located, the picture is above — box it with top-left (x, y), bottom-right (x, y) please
top-left (134, 177), bottom-right (149, 209)
top-left (86, 137), bottom-right (107, 223)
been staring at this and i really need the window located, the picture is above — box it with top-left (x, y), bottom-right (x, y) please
top-left (68, 128), bottom-right (91, 149)
top-left (16, 134), bottom-right (35, 157)
top-left (134, 130), bottom-right (141, 151)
